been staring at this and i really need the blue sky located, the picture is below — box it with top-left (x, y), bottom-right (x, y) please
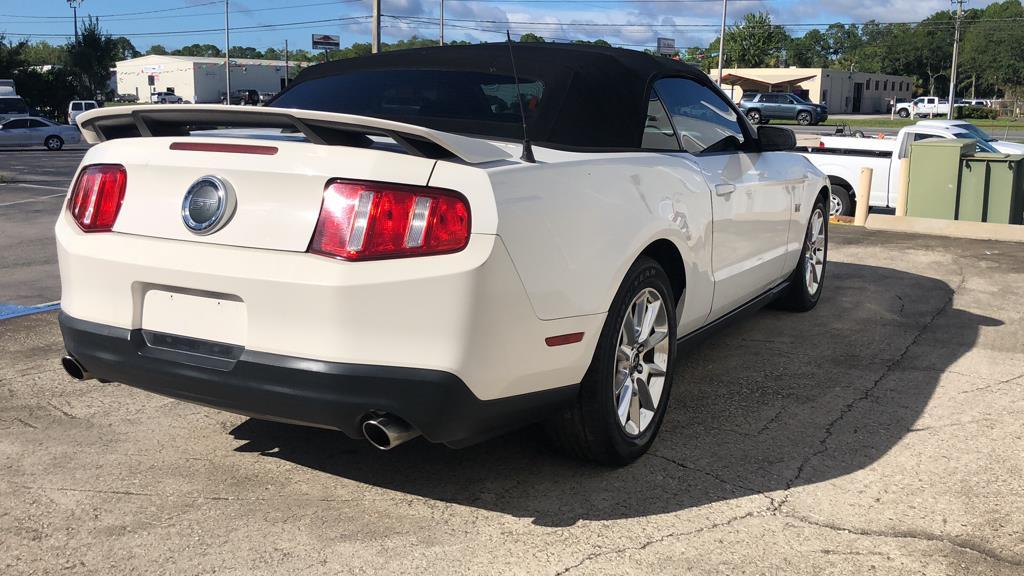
top-left (0, 0), bottom-right (991, 53)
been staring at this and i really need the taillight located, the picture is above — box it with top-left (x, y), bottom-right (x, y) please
top-left (309, 180), bottom-right (470, 260)
top-left (68, 164), bottom-right (127, 232)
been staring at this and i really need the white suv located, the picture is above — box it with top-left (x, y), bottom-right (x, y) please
top-left (151, 91), bottom-right (182, 104)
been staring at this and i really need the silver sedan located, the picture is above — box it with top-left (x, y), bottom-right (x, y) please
top-left (0, 117), bottom-right (83, 151)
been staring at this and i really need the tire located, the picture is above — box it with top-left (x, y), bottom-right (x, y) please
top-left (547, 256), bottom-right (677, 465)
top-left (776, 195), bottom-right (828, 312)
top-left (44, 135), bottom-right (64, 151)
top-left (829, 184), bottom-right (853, 217)
top-left (897, 108), bottom-right (910, 119)
top-left (797, 111), bottom-right (812, 126)
top-left (746, 110), bottom-right (762, 124)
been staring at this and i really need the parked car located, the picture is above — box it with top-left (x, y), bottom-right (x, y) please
top-left (738, 92), bottom-right (828, 126)
top-left (68, 100), bottom-right (99, 124)
top-left (0, 95), bottom-right (30, 123)
top-left (798, 121), bottom-right (1009, 216)
top-left (258, 91), bottom-right (277, 104)
top-left (62, 44), bottom-right (829, 464)
top-left (222, 89), bottom-right (261, 105)
top-left (0, 116), bottom-right (82, 150)
top-left (962, 99), bottom-right (991, 107)
top-left (916, 119), bottom-right (1024, 154)
top-left (114, 93), bottom-right (139, 103)
top-left (151, 91), bottom-right (182, 104)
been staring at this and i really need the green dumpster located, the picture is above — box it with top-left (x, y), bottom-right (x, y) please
top-left (906, 138), bottom-right (976, 220)
top-left (959, 153), bottom-right (1024, 225)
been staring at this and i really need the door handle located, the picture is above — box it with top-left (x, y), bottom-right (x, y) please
top-left (715, 184), bottom-right (737, 196)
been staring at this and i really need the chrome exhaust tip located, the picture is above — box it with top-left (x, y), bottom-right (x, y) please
top-left (61, 355), bottom-right (92, 381)
top-left (362, 415), bottom-right (420, 450)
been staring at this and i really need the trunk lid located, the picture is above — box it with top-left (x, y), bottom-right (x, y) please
top-left (102, 136), bottom-right (438, 251)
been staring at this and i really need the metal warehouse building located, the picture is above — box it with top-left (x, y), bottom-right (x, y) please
top-left (115, 54), bottom-right (299, 104)
top-left (709, 68), bottom-right (914, 114)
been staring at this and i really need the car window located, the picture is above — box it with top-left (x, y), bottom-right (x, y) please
top-left (641, 92), bottom-right (680, 151)
top-left (84, 102), bottom-right (97, 110)
top-left (71, 102), bottom-right (83, 111)
top-left (654, 77), bottom-right (745, 154)
top-left (27, 119), bottom-right (48, 128)
top-left (3, 119), bottom-right (28, 129)
top-left (271, 70), bottom-right (545, 138)
top-left (0, 98), bottom-right (29, 114)
top-left (740, 93), bottom-right (757, 102)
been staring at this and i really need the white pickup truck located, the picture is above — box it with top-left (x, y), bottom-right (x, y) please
top-left (798, 122), bottom-right (1012, 216)
top-left (894, 96), bottom-right (954, 119)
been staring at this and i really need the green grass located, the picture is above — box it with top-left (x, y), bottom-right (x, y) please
top-left (773, 117), bottom-right (1023, 129)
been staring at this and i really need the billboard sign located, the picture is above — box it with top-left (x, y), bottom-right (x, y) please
top-left (656, 37), bottom-right (676, 56)
top-left (312, 34), bottom-right (341, 50)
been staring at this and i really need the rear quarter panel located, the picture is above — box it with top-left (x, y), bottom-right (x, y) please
top-left (484, 151), bottom-right (714, 334)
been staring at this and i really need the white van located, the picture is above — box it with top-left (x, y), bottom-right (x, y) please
top-left (68, 100), bottom-right (99, 124)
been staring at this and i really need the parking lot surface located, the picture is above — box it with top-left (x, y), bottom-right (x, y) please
top-left (2, 225), bottom-right (1023, 575)
top-left (0, 148), bottom-right (86, 308)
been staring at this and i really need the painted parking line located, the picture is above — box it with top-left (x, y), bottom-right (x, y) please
top-left (0, 193), bottom-right (67, 207)
top-left (0, 302), bottom-right (61, 320)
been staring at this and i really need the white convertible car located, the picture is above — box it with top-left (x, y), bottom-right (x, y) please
top-left (58, 44), bottom-right (829, 464)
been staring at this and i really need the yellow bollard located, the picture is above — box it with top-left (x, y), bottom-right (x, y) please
top-left (894, 157), bottom-right (911, 217)
top-left (854, 167), bottom-right (873, 226)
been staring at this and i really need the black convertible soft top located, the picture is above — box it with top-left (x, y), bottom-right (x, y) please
top-left (274, 43), bottom-right (711, 150)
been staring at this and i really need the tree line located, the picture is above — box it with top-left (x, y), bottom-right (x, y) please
top-left (687, 0), bottom-right (1024, 99)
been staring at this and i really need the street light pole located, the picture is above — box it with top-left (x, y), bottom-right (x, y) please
top-left (67, 0), bottom-right (83, 44)
top-left (440, 0), bottom-right (445, 46)
top-left (716, 0), bottom-right (728, 86)
top-left (224, 0), bottom-right (231, 104)
top-left (946, 0), bottom-right (966, 119)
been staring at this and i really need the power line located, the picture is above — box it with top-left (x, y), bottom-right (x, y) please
top-left (2, 0), bottom-right (366, 24)
top-left (0, 1), bottom-right (223, 20)
top-left (3, 16), bottom-right (373, 40)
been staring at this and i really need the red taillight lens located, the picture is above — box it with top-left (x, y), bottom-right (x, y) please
top-left (68, 164), bottom-right (127, 232)
top-left (309, 180), bottom-right (470, 260)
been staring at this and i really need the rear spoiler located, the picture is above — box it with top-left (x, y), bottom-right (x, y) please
top-left (75, 104), bottom-right (513, 164)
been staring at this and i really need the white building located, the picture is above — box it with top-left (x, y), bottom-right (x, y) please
top-left (115, 54), bottom-right (303, 103)
top-left (708, 67), bottom-right (915, 114)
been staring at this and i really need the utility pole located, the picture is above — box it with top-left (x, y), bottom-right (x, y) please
top-left (284, 39), bottom-right (289, 87)
top-left (946, 0), bottom-right (966, 119)
top-left (224, 0), bottom-right (231, 104)
top-left (372, 0), bottom-right (381, 54)
top-left (67, 0), bottom-right (83, 44)
top-left (440, 0), bottom-right (445, 46)
top-left (716, 0), bottom-right (728, 86)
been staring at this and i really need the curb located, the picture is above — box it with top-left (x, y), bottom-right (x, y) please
top-left (865, 214), bottom-right (1024, 243)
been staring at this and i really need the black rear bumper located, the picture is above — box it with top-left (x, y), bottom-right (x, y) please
top-left (59, 313), bottom-right (578, 448)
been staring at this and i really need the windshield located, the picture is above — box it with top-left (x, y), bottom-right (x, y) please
top-left (0, 98), bottom-right (29, 114)
top-left (955, 123), bottom-right (995, 142)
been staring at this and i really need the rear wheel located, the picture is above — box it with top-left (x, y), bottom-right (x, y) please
top-left (746, 110), bottom-right (762, 124)
top-left (797, 111), bottom-right (812, 126)
top-left (547, 257), bottom-right (677, 465)
top-left (44, 135), bottom-right (64, 151)
top-left (777, 196), bottom-right (828, 311)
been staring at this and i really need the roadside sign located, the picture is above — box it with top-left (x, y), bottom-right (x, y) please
top-left (657, 37), bottom-right (676, 56)
top-left (312, 34), bottom-right (341, 50)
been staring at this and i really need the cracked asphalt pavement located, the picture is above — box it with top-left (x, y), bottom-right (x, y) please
top-left (2, 226), bottom-right (1024, 575)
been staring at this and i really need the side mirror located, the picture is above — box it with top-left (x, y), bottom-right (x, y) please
top-left (758, 125), bottom-right (796, 152)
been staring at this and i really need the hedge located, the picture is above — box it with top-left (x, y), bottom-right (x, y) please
top-left (954, 106), bottom-right (999, 120)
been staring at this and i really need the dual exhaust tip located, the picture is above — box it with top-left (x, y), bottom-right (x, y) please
top-left (62, 354), bottom-right (419, 451)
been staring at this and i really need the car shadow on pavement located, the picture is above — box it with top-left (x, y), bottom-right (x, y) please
top-left (229, 262), bottom-right (1001, 527)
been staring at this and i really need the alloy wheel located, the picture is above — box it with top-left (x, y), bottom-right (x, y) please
top-left (829, 193), bottom-right (843, 217)
top-left (614, 288), bottom-right (670, 436)
top-left (804, 208), bottom-right (826, 295)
